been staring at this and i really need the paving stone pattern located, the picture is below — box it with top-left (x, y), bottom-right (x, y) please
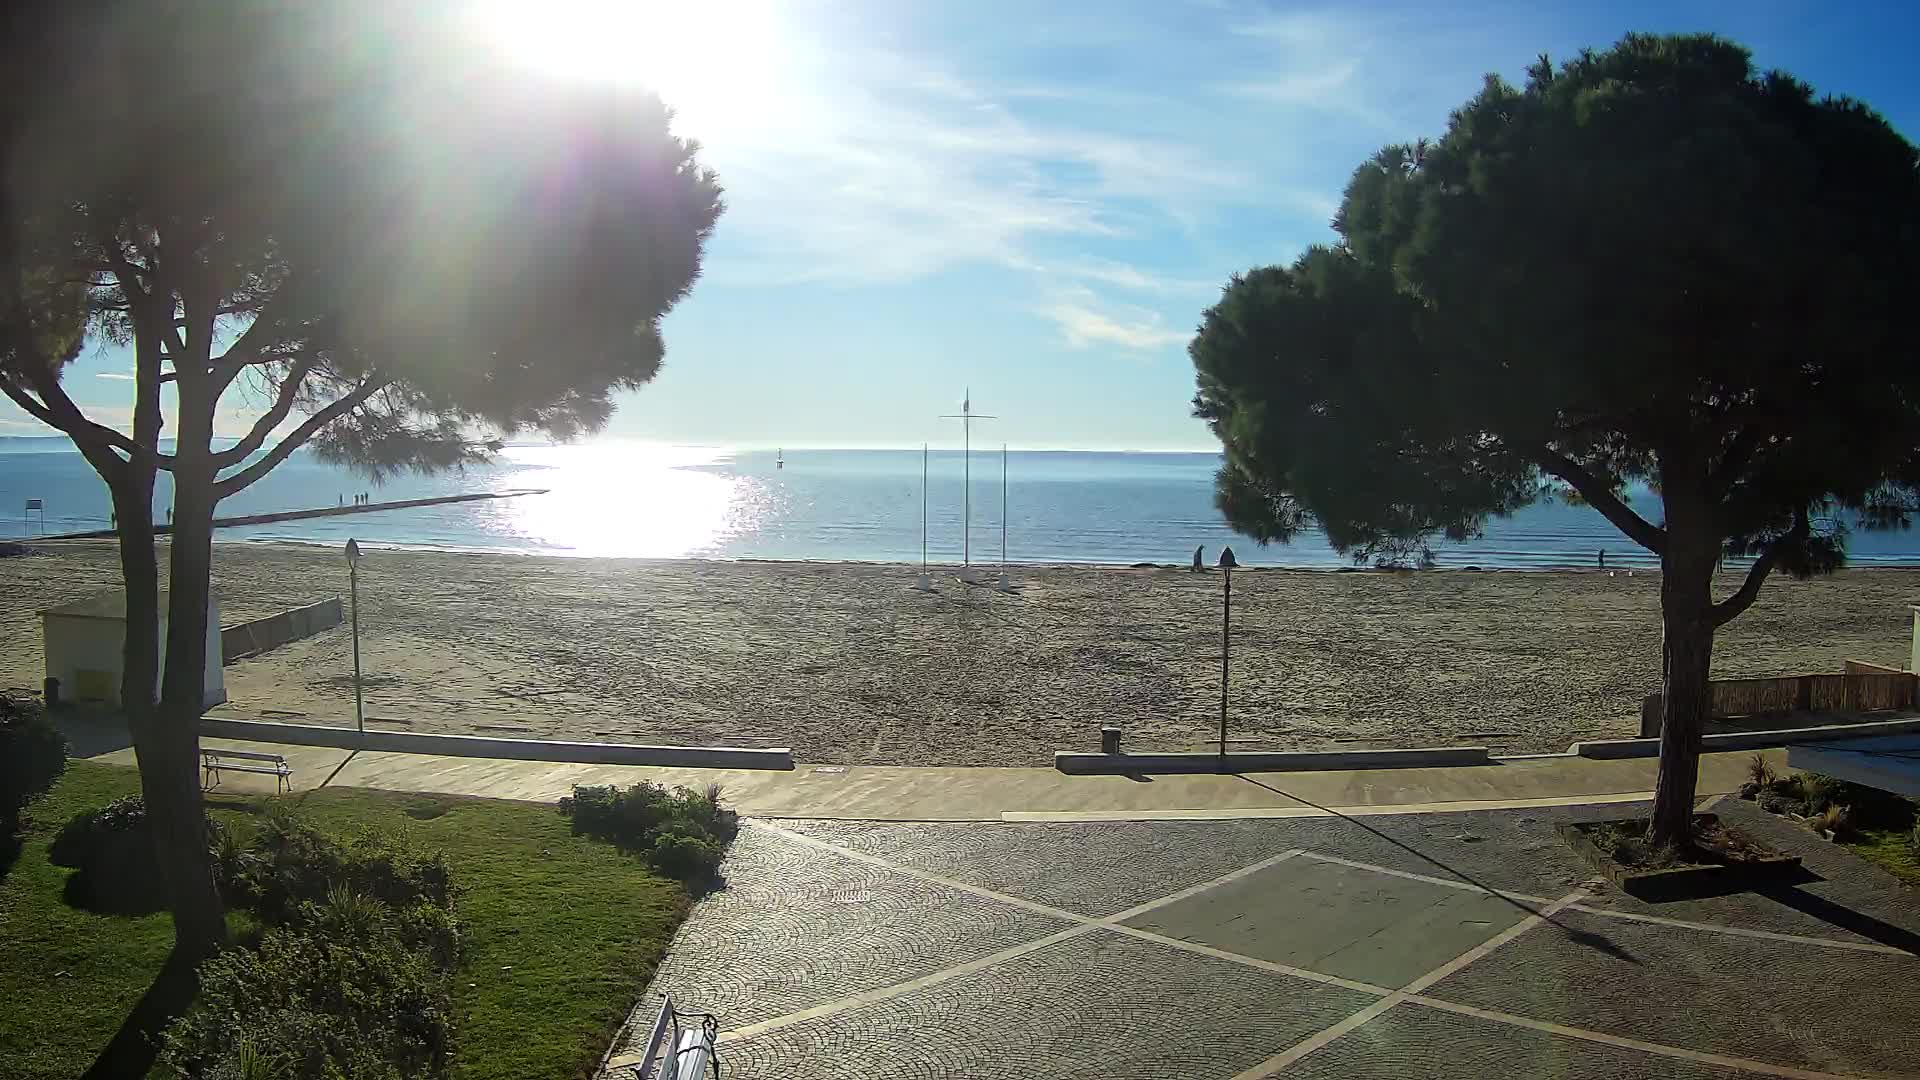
top-left (775, 818), bottom-right (1305, 917)
top-left (627, 827), bottom-right (1070, 1032)
top-left (716, 932), bottom-right (1379, 1080)
top-left (1426, 907), bottom-right (1920, 1077)
top-left (622, 806), bottom-right (1920, 1080)
top-left (1285, 1003), bottom-right (1776, 1080)
top-left (1124, 857), bottom-right (1529, 988)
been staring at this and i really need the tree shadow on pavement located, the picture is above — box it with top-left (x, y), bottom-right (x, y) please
top-left (1235, 774), bottom-right (1641, 965)
top-left (1758, 883), bottom-right (1920, 957)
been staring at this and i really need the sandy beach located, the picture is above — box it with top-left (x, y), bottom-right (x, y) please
top-left (3, 540), bottom-right (1917, 765)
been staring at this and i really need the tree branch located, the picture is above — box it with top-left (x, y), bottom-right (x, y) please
top-left (209, 358), bottom-right (317, 468)
top-left (1711, 507), bottom-right (1809, 627)
top-left (1529, 446), bottom-right (1667, 554)
top-left (1, 372), bottom-right (165, 466)
top-left (1707, 425), bottom-right (1762, 499)
top-left (212, 377), bottom-right (391, 499)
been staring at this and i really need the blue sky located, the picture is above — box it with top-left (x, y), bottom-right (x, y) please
top-left (7, 0), bottom-right (1918, 451)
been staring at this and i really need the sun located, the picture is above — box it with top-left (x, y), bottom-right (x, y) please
top-left (468, 0), bottom-right (786, 147)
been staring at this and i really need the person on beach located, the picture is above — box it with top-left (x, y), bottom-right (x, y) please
top-left (1597, 548), bottom-right (1606, 570)
top-left (1192, 545), bottom-right (1205, 572)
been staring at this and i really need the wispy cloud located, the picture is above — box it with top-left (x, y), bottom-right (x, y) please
top-left (94, 372), bottom-right (137, 381)
top-left (689, 18), bottom-right (1249, 287)
top-left (1038, 286), bottom-right (1190, 350)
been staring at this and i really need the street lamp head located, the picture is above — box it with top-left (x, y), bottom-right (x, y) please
top-left (1217, 546), bottom-right (1238, 570)
top-left (346, 538), bottom-right (361, 564)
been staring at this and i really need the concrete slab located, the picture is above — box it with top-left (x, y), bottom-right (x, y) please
top-left (1121, 857), bottom-right (1529, 988)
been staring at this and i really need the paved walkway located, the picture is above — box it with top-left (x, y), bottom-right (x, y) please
top-left (613, 798), bottom-right (1920, 1079)
top-left (84, 724), bottom-right (1764, 823)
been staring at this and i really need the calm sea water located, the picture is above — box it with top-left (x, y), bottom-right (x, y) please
top-left (5, 438), bottom-right (1919, 569)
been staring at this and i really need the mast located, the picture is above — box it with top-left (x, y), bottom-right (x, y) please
top-left (939, 389), bottom-right (995, 574)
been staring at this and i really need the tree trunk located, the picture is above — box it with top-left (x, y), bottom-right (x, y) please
top-left (1649, 525), bottom-right (1718, 849)
top-left (150, 386), bottom-right (227, 960)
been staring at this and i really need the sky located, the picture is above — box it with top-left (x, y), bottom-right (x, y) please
top-left (7, 0), bottom-right (1919, 452)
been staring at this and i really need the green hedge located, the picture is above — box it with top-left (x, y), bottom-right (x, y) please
top-left (558, 781), bottom-right (737, 883)
top-left (1, 695), bottom-right (66, 817)
top-left (159, 812), bottom-right (463, 1079)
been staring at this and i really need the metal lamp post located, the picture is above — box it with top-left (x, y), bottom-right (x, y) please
top-left (1217, 545), bottom-right (1238, 767)
top-left (346, 538), bottom-right (364, 736)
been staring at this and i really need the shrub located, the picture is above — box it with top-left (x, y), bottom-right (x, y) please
top-left (49, 796), bottom-right (168, 913)
top-left (160, 908), bottom-right (456, 1080)
top-left (1745, 753), bottom-right (1777, 789)
top-left (235, 811), bottom-right (454, 924)
top-left (1810, 804), bottom-right (1853, 839)
top-left (1798, 773), bottom-right (1839, 815)
top-left (1757, 792), bottom-right (1799, 817)
top-left (559, 781), bottom-right (738, 882)
top-left (1, 693), bottom-right (66, 816)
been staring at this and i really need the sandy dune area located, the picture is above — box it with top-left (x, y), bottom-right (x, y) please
top-left (3, 541), bottom-right (1916, 765)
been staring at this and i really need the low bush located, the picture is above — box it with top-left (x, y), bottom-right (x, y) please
top-left (234, 810), bottom-right (454, 925)
top-left (559, 781), bottom-right (737, 883)
top-left (1810, 803), bottom-right (1853, 839)
top-left (1798, 773), bottom-right (1837, 815)
top-left (160, 903), bottom-right (457, 1080)
top-left (48, 796), bottom-right (169, 913)
top-left (1, 694), bottom-right (66, 816)
top-left (161, 813), bottom-right (464, 1079)
top-left (1745, 753), bottom-right (1777, 790)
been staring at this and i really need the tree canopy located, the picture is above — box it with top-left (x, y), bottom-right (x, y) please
top-left (0, 0), bottom-right (725, 993)
top-left (4, 2), bottom-right (723, 483)
top-left (1190, 32), bottom-right (1920, 841)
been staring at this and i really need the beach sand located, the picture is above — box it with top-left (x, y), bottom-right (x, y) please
top-left (3, 541), bottom-right (1916, 765)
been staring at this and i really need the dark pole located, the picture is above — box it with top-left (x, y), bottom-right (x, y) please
top-left (347, 538), bottom-right (364, 736)
top-left (1219, 566), bottom-right (1230, 763)
top-left (1216, 545), bottom-right (1238, 768)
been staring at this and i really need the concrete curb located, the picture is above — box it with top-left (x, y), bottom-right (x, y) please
top-left (1053, 746), bottom-right (1492, 774)
top-left (198, 717), bottom-right (795, 771)
top-left (1571, 715), bottom-right (1920, 759)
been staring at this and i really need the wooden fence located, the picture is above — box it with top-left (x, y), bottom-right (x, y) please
top-left (1638, 664), bottom-right (1918, 736)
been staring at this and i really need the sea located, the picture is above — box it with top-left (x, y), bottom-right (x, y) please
top-left (5, 437), bottom-right (1920, 570)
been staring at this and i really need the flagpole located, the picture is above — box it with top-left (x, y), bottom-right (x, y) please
top-left (914, 443), bottom-right (932, 591)
top-left (940, 390), bottom-right (995, 583)
top-left (1000, 443), bottom-right (1008, 570)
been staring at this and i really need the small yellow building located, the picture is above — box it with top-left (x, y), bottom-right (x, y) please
top-left (40, 590), bottom-right (225, 710)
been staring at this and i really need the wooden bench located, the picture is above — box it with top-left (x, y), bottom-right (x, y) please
top-left (201, 748), bottom-right (292, 793)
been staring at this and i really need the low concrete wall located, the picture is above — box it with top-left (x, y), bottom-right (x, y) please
top-left (1573, 715), bottom-right (1920, 760)
top-left (198, 717), bottom-right (795, 771)
top-left (221, 597), bottom-right (344, 663)
top-left (1054, 746), bottom-right (1492, 775)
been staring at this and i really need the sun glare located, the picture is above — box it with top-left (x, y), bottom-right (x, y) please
top-left (469, 0), bottom-right (786, 146)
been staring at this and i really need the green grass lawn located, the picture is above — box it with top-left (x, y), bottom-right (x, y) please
top-left (1846, 827), bottom-right (1920, 888)
top-left (0, 761), bottom-right (690, 1080)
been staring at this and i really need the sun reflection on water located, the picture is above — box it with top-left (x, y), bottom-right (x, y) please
top-left (489, 444), bottom-right (765, 558)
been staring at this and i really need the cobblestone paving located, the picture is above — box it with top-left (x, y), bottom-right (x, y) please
top-left (1426, 907), bottom-right (1920, 1077)
top-left (1284, 1003), bottom-right (1775, 1080)
top-left (618, 804), bottom-right (1920, 1080)
top-left (627, 827), bottom-right (1071, 1031)
top-left (717, 932), bottom-right (1378, 1079)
